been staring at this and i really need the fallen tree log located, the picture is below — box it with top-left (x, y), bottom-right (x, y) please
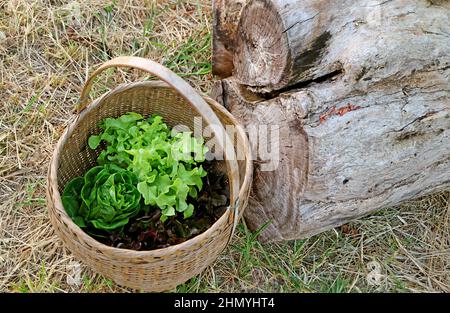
top-left (233, 0), bottom-right (450, 93)
top-left (212, 0), bottom-right (450, 242)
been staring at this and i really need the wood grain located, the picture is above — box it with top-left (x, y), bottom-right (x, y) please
top-left (234, 0), bottom-right (450, 93)
top-left (212, 0), bottom-right (450, 240)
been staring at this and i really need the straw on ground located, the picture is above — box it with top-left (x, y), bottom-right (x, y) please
top-left (0, 0), bottom-right (448, 292)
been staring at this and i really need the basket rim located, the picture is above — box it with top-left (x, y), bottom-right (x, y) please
top-left (48, 81), bottom-right (253, 258)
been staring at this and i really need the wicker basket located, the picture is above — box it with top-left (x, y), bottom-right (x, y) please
top-left (46, 57), bottom-right (252, 292)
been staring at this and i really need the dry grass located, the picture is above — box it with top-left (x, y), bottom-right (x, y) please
top-left (0, 0), bottom-right (449, 293)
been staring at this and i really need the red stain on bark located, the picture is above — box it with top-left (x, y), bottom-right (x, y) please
top-left (320, 103), bottom-right (362, 123)
top-left (319, 105), bottom-right (336, 123)
top-left (338, 103), bottom-right (362, 116)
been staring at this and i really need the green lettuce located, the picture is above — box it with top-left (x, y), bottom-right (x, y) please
top-left (87, 113), bottom-right (208, 221)
top-left (62, 164), bottom-right (141, 231)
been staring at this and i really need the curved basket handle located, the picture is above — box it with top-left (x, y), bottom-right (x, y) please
top-left (78, 56), bottom-right (241, 233)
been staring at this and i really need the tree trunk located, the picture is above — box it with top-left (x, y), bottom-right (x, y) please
top-left (212, 0), bottom-right (247, 78)
top-left (212, 0), bottom-right (450, 242)
top-left (233, 0), bottom-right (450, 93)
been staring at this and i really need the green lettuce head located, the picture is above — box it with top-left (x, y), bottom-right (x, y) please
top-left (62, 164), bottom-right (141, 231)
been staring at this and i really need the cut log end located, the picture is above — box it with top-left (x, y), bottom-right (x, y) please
top-left (214, 79), bottom-right (310, 242)
top-left (233, 0), bottom-right (288, 90)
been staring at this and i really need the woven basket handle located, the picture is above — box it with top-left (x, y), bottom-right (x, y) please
top-left (78, 56), bottom-right (241, 235)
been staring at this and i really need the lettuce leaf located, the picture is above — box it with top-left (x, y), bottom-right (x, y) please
top-left (88, 113), bottom-right (208, 221)
top-left (62, 164), bottom-right (141, 231)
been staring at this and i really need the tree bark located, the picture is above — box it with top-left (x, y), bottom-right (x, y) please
top-left (233, 0), bottom-right (450, 93)
top-left (212, 0), bottom-right (450, 242)
top-left (212, 0), bottom-right (247, 78)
